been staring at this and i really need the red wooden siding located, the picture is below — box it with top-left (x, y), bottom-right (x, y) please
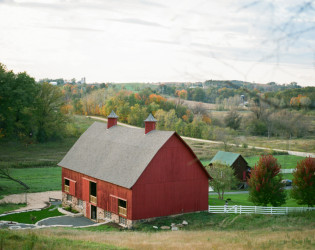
top-left (62, 168), bottom-right (132, 219)
top-left (82, 178), bottom-right (89, 201)
top-left (69, 180), bottom-right (76, 196)
top-left (110, 196), bottom-right (118, 214)
top-left (232, 156), bottom-right (249, 181)
top-left (131, 133), bottom-right (209, 220)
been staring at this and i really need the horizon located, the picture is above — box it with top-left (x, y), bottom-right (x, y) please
top-left (1, 0), bottom-right (315, 87)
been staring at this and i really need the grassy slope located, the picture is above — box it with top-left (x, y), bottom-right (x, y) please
top-left (3, 212), bottom-right (313, 249)
top-left (0, 167), bottom-right (61, 199)
top-left (0, 230), bottom-right (122, 250)
top-left (0, 203), bottom-right (26, 214)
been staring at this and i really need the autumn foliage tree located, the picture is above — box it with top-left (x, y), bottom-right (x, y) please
top-left (248, 155), bottom-right (286, 206)
top-left (291, 157), bottom-right (315, 207)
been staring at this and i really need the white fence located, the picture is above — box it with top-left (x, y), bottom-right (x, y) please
top-left (208, 205), bottom-right (315, 215)
top-left (280, 169), bottom-right (295, 174)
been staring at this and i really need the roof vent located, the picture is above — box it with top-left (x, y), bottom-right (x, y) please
top-left (107, 110), bottom-right (118, 129)
top-left (144, 114), bottom-right (157, 134)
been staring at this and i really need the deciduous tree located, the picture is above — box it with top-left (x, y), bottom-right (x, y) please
top-left (291, 157), bottom-right (315, 207)
top-left (248, 155), bottom-right (286, 206)
top-left (206, 162), bottom-right (237, 200)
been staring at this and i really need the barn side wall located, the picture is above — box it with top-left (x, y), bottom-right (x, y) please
top-left (62, 168), bottom-right (132, 222)
top-left (232, 157), bottom-right (248, 181)
top-left (131, 134), bottom-right (209, 220)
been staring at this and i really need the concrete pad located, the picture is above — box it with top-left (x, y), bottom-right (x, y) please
top-left (37, 216), bottom-right (96, 227)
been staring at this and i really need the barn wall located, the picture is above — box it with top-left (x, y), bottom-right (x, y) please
top-left (62, 168), bottom-right (133, 219)
top-left (131, 134), bottom-right (209, 220)
top-left (232, 157), bottom-right (248, 181)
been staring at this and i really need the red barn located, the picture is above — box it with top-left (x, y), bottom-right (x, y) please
top-left (58, 111), bottom-right (210, 227)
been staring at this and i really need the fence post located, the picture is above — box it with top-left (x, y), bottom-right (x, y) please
top-left (286, 207), bottom-right (288, 214)
top-left (240, 205), bottom-right (242, 214)
top-left (255, 206), bottom-right (257, 214)
top-left (235, 205), bottom-right (237, 214)
top-left (271, 207), bottom-right (273, 215)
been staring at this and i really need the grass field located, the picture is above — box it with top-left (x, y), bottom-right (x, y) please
top-left (0, 203), bottom-right (26, 214)
top-left (246, 155), bottom-right (305, 169)
top-left (201, 154), bottom-right (305, 169)
top-left (1, 211), bottom-right (314, 249)
top-left (0, 167), bottom-right (61, 199)
top-left (185, 139), bottom-right (269, 161)
top-left (0, 116), bottom-right (95, 169)
top-left (0, 230), bottom-right (122, 250)
top-left (209, 191), bottom-right (304, 207)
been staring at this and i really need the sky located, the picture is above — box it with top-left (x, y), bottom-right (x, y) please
top-left (0, 0), bottom-right (314, 86)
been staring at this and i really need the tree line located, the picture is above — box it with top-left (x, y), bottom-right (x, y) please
top-left (0, 64), bottom-right (67, 143)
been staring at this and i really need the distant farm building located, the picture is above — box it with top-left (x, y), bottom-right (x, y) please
top-left (59, 111), bottom-right (210, 227)
top-left (209, 151), bottom-right (250, 181)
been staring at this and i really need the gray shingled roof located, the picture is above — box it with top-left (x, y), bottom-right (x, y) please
top-left (58, 122), bottom-right (174, 189)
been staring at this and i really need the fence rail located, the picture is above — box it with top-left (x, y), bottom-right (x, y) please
top-left (208, 205), bottom-right (315, 215)
top-left (280, 169), bottom-right (295, 173)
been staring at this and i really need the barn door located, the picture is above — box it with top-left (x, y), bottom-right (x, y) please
top-left (86, 203), bottom-right (90, 219)
top-left (110, 196), bottom-right (118, 214)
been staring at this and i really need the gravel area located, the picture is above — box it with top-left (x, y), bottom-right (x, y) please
top-left (0, 191), bottom-right (62, 212)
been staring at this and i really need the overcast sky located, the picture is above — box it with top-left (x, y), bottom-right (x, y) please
top-left (0, 0), bottom-right (314, 86)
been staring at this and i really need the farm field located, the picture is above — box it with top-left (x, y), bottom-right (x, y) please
top-left (201, 154), bottom-right (305, 169)
top-left (0, 167), bottom-right (61, 199)
top-left (209, 191), bottom-right (304, 207)
top-left (1, 211), bottom-right (314, 249)
top-left (246, 155), bottom-right (305, 169)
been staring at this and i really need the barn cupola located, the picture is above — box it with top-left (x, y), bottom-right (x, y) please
top-left (107, 110), bottom-right (118, 129)
top-left (144, 114), bottom-right (157, 134)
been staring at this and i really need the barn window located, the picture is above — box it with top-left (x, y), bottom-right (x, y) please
top-left (64, 178), bottom-right (70, 193)
top-left (89, 181), bottom-right (97, 204)
top-left (119, 216), bottom-right (127, 226)
top-left (66, 194), bottom-right (72, 202)
top-left (78, 199), bottom-right (83, 208)
top-left (118, 199), bottom-right (127, 217)
top-left (105, 211), bottom-right (111, 219)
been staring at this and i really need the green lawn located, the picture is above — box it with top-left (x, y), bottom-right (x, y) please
top-left (0, 203), bottom-right (26, 214)
top-left (132, 210), bottom-right (315, 232)
top-left (245, 155), bottom-right (305, 169)
top-left (209, 191), bottom-right (305, 207)
top-left (0, 167), bottom-right (61, 199)
top-left (0, 205), bottom-right (63, 224)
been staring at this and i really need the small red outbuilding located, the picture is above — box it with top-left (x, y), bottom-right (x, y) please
top-left (58, 111), bottom-right (210, 227)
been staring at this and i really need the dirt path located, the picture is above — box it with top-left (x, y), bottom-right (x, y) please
top-left (0, 191), bottom-right (62, 212)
